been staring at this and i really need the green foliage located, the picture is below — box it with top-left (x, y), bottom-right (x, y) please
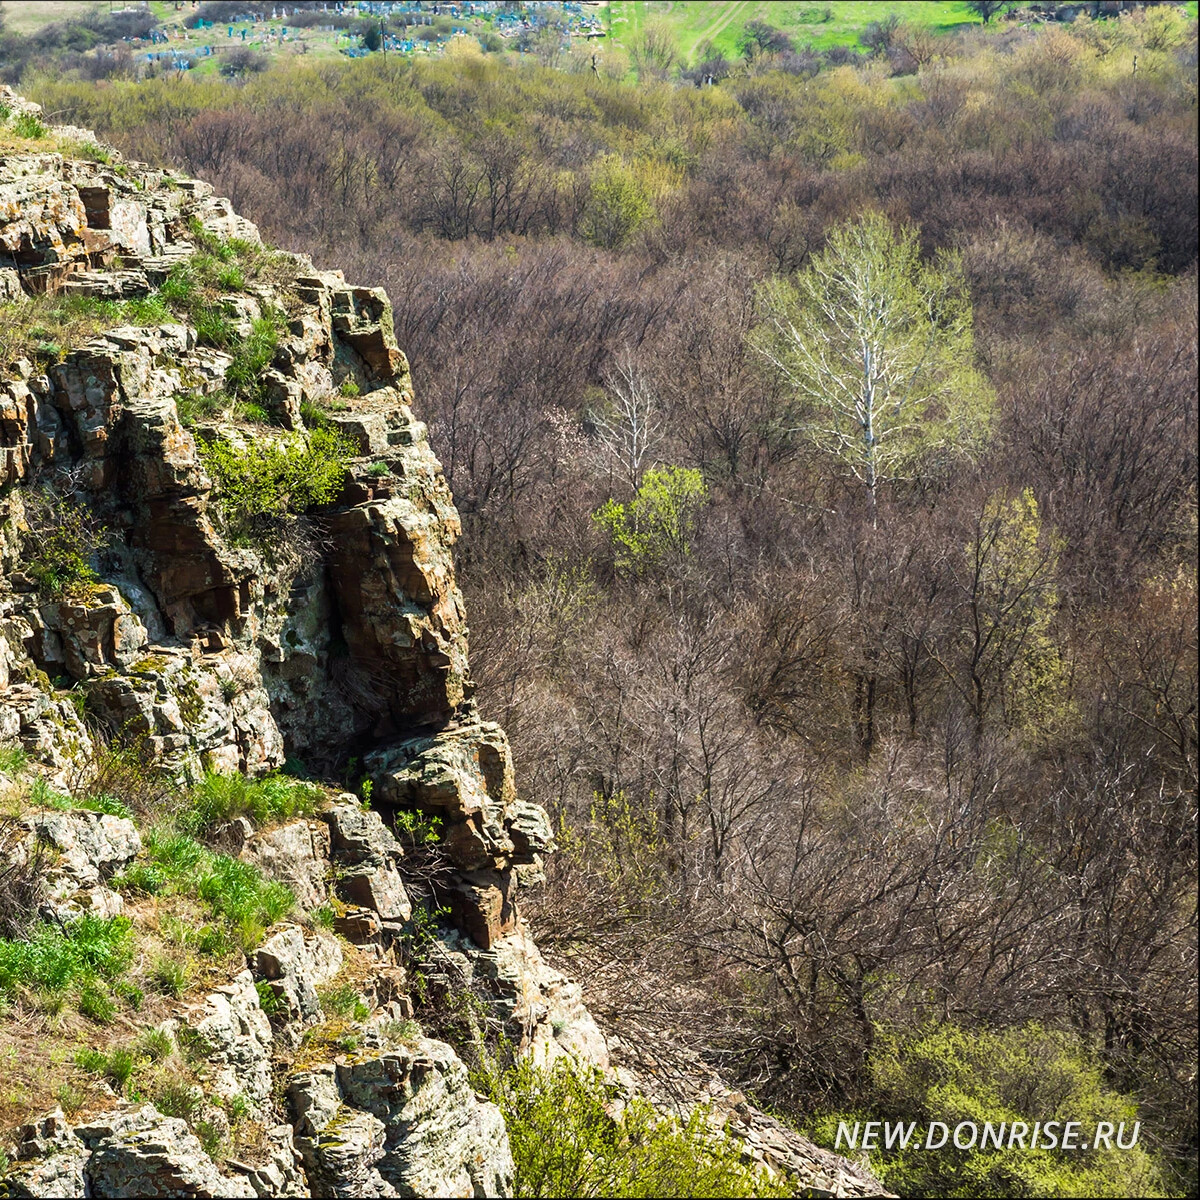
top-left (0, 744), bottom-right (29, 777)
top-left (75, 141), bottom-right (113, 163)
top-left (197, 856), bottom-right (294, 948)
top-left (556, 790), bottom-right (671, 916)
top-left (0, 292), bottom-right (177, 367)
top-left (391, 808), bottom-right (443, 847)
top-left (224, 312), bottom-right (281, 401)
top-left (194, 307), bottom-right (237, 350)
top-left (184, 769), bottom-right (323, 834)
top-left (76, 982), bottom-right (117, 1022)
top-left (77, 1045), bottom-right (135, 1091)
top-left (755, 212), bottom-right (992, 509)
top-left (255, 978), bottom-right (286, 1018)
top-left (153, 1080), bottom-right (202, 1120)
top-left (477, 1055), bottom-right (786, 1197)
top-left (177, 390), bottom-right (228, 426)
top-left (367, 460), bottom-right (390, 478)
top-left (0, 915), bottom-right (134, 999)
top-left (812, 1022), bottom-right (1168, 1198)
top-left (197, 427), bottom-right (354, 544)
top-left (339, 377), bottom-right (361, 398)
top-left (136, 1028), bottom-right (174, 1062)
top-left (593, 465), bottom-right (707, 571)
top-left (114, 979), bottom-right (144, 1010)
top-left (309, 904), bottom-right (336, 931)
top-left (581, 155), bottom-right (655, 250)
top-left (12, 111), bottom-right (48, 139)
top-left (23, 491), bottom-right (107, 599)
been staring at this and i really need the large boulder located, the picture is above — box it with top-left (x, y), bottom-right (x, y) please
top-left (367, 724), bottom-right (554, 947)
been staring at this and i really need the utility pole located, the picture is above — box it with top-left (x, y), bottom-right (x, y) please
top-left (381, 17), bottom-right (387, 62)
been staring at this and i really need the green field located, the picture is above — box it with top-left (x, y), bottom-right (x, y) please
top-left (606, 0), bottom-right (1199, 64)
top-left (608, 1), bottom-right (986, 62)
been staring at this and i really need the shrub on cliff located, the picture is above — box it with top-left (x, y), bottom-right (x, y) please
top-left (478, 1056), bottom-right (788, 1197)
top-left (22, 488), bottom-right (108, 599)
top-left (197, 427), bottom-right (353, 545)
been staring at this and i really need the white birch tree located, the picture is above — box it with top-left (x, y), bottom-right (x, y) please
top-left (754, 213), bottom-right (991, 522)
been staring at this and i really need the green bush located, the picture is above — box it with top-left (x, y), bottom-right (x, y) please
top-left (593, 466), bottom-right (707, 572)
top-left (581, 155), bottom-right (655, 250)
top-left (477, 1056), bottom-right (786, 1198)
top-left (77, 982), bottom-right (117, 1022)
top-left (197, 427), bottom-right (353, 544)
top-left (0, 915), bottom-right (134, 999)
top-left (811, 1022), bottom-right (1169, 1198)
top-left (151, 954), bottom-right (192, 998)
top-left (153, 1079), bottom-right (202, 1120)
top-left (76, 1045), bottom-right (137, 1091)
top-left (12, 111), bottom-right (48, 139)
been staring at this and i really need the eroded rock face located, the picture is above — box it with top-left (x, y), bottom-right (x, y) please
top-left (3, 808), bottom-right (140, 920)
top-left (4, 1106), bottom-right (257, 1199)
top-left (289, 1039), bottom-right (513, 1200)
top-left (0, 103), bottom-right (470, 779)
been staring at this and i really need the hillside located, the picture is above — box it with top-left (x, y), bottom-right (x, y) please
top-left (1, 2), bottom-right (1198, 1196)
top-left (0, 90), bottom-right (893, 1198)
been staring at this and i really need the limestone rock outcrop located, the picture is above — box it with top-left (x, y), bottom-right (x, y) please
top-left (5, 1106), bottom-right (257, 1199)
top-left (288, 1039), bottom-right (513, 1199)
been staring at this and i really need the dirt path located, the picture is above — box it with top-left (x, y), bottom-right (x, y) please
top-left (695, 0), bottom-right (752, 56)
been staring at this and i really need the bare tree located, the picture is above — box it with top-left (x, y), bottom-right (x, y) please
top-left (590, 351), bottom-right (664, 492)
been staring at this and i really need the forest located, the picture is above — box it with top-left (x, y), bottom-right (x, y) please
top-left (9, 4), bottom-right (1198, 1194)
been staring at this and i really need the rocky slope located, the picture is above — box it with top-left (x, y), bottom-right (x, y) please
top-left (0, 89), bottom-right (888, 1199)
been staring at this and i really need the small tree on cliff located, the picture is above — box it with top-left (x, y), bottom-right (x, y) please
top-left (754, 213), bottom-right (990, 522)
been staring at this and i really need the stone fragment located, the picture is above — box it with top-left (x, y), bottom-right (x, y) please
top-left (338, 861), bottom-right (411, 921)
top-left (253, 925), bottom-right (342, 1023)
top-left (240, 819), bottom-right (330, 911)
top-left (187, 970), bottom-right (274, 1106)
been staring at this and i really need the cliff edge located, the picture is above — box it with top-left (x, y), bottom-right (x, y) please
top-left (0, 88), bottom-right (888, 1199)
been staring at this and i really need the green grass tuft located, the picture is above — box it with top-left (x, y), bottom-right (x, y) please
top-left (0, 916), bottom-right (134, 1000)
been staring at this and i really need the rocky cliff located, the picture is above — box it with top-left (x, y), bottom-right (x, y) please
top-left (0, 89), bottom-right (888, 1199)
